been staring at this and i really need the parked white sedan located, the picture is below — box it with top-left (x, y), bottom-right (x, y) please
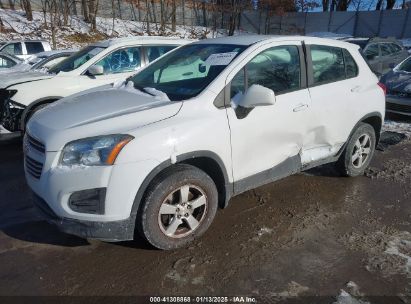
top-left (0, 36), bottom-right (192, 133)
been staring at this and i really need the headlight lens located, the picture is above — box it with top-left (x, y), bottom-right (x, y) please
top-left (60, 134), bottom-right (134, 167)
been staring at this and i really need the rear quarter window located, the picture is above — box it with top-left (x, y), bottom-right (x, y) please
top-left (25, 42), bottom-right (45, 54)
top-left (343, 49), bottom-right (359, 78)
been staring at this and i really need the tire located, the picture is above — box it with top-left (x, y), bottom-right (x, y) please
top-left (336, 123), bottom-right (376, 177)
top-left (137, 164), bottom-right (218, 250)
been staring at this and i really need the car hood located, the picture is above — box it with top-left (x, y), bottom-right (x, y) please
top-left (381, 70), bottom-right (411, 93)
top-left (0, 71), bottom-right (53, 89)
top-left (27, 85), bottom-right (182, 151)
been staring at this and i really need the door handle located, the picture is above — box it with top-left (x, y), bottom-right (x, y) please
top-left (293, 104), bottom-right (308, 112)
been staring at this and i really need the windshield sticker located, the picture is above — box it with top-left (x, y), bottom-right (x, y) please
top-left (205, 52), bottom-right (238, 66)
top-left (88, 47), bottom-right (105, 56)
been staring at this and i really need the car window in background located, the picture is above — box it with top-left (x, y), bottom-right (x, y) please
top-left (380, 44), bottom-right (391, 56)
top-left (398, 57), bottom-right (411, 72)
top-left (95, 47), bottom-right (141, 75)
top-left (343, 49), bottom-right (359, 78)
top-left (0, 54), bottom-right (16, 68)
top-left (347, 40), bottom-right (368, 49)
top-left (390, 43), bottom-right (402, 54)
top-left (130, 44), bottom-right (246, 101)
top-left (33, 55), bottom-right (70, 70)
top-left (25, 42), bottom-right (44, 54)
top-left (364, 44), bottom-right (379, 60)
top-left (48, 46), bottom-right (106, 74)
top-left (146, 45), bottom-right (177, 62)
top-left (311, 45), bottom-right (345, 85)
top-left (2, 43), bottom-right (23, 56)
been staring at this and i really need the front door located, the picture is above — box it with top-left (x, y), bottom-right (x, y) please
top-left (225, 43), bottom-right (311, 190)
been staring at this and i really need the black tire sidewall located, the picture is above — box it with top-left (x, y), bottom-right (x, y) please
top-left (139, 164), bottom-right (218, 250)
top-left (340, 123), bottom-right (376, 177)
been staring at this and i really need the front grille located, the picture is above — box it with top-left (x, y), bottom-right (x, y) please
top-left (386, 102), bottom-right (411, 113)
top-left (25, 155), bottom-right (44, 179)
top-left (27, 134), bottom-right (45, 153)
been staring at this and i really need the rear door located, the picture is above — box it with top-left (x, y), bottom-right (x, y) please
top-left (303, 44), bottom-right (360, 164)
top-left (226, 41), bottom-right (311, 186)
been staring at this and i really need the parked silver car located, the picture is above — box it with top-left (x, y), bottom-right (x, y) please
top-left (345, 37), bottom-right (409, 76)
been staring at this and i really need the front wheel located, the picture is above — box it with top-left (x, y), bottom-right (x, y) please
top-left (336, 123), bottom-right (376, 177)
top-left (138, 164), bottom-right (218, 250)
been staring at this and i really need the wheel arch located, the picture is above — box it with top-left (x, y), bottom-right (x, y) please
top-left (20, 96), bottom-right (62, 129)
top-left (130, 151), bottom-right (233, 219)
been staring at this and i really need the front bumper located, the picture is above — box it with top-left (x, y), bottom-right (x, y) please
top-left (386, 95), bottom-right (411, 116)
top-left (32, 192), bottom-right (135, 241)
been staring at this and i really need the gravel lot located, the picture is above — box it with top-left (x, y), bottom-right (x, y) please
top-left (1, 122), bottom-right (411, 303)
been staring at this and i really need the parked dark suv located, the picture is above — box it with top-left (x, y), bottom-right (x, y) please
top-left (344, 37), bottom-right (409, 76)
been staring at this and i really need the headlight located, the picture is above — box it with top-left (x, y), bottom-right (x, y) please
top-left (60, 134), bottom-right (134, 167)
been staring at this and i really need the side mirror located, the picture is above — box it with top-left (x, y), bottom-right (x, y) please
top-left (199, 64), bottom-right (206, 73)
top-left (87, 65), bottom-right (104, 76)
top-left (237, 84), bottom-right (276, 108)
top-left (389, 63), bottom-right (396, 69)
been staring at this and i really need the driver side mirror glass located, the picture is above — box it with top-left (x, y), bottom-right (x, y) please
top-left (87, 65), bottom-right (104, 76)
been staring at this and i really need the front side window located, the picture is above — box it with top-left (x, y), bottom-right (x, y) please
top-left (364, 44), bottom-right (379, 60)
top-left (2, 43), bottom-right (22, 56)
top-left (0, 55), bottom-right (16, 68)
top-left (230, 45), bottom-right (301, 99)
top-left (130, 44), bottom-right (246, 101)
top-left (311, 45), bottom-right (345, 85)
top-left (48, 46), bottom-right (106, 74)
top-left (146, 45), bottom-right (177, 62)
top-left (25, 42), bottom-right (44, 54)
top-left (94, 47), bottom-right (141, 75)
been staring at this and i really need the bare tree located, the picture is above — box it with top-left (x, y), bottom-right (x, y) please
top-left (21, 0), bottom-right (33, 21)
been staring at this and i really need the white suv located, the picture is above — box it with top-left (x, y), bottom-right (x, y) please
top-left (25, 36), bottom-right (385, 250)
top-left (0, 40), bottom-right (52, 60)
top-left (0, 37), bottom-right (191, 134)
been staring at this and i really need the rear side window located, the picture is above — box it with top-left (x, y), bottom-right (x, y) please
top-left (146, 45), bottom-right (177, 63)
top-left (310, 45), bottom-right (345, 85)
top-left (2, 43), bottom-right (22, 55)
top-left (25, 42), bottom-right (44, 54)
top-left (343, 49), bottom-right (359, 78)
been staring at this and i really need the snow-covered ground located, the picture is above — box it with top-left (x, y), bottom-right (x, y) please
top-left (0, 9), bottom-right (249, 49)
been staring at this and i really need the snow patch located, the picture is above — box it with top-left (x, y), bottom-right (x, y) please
top-left (383, 120), bottom-right (411, 139)
top-left (334, 290), bottom-right (369, 304)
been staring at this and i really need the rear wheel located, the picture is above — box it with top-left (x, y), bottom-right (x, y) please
top-left (138, 164), bottom-right (218, 250)
top-left (336, 123), bottom-right (376, 177)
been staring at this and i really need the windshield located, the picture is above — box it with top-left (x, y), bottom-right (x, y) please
top-left (398, 57), bottom-right (411, 72)
top-left (48, 46), bottom-right (105, 74)
top-left (130, 44), bottom-right (246, 101)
